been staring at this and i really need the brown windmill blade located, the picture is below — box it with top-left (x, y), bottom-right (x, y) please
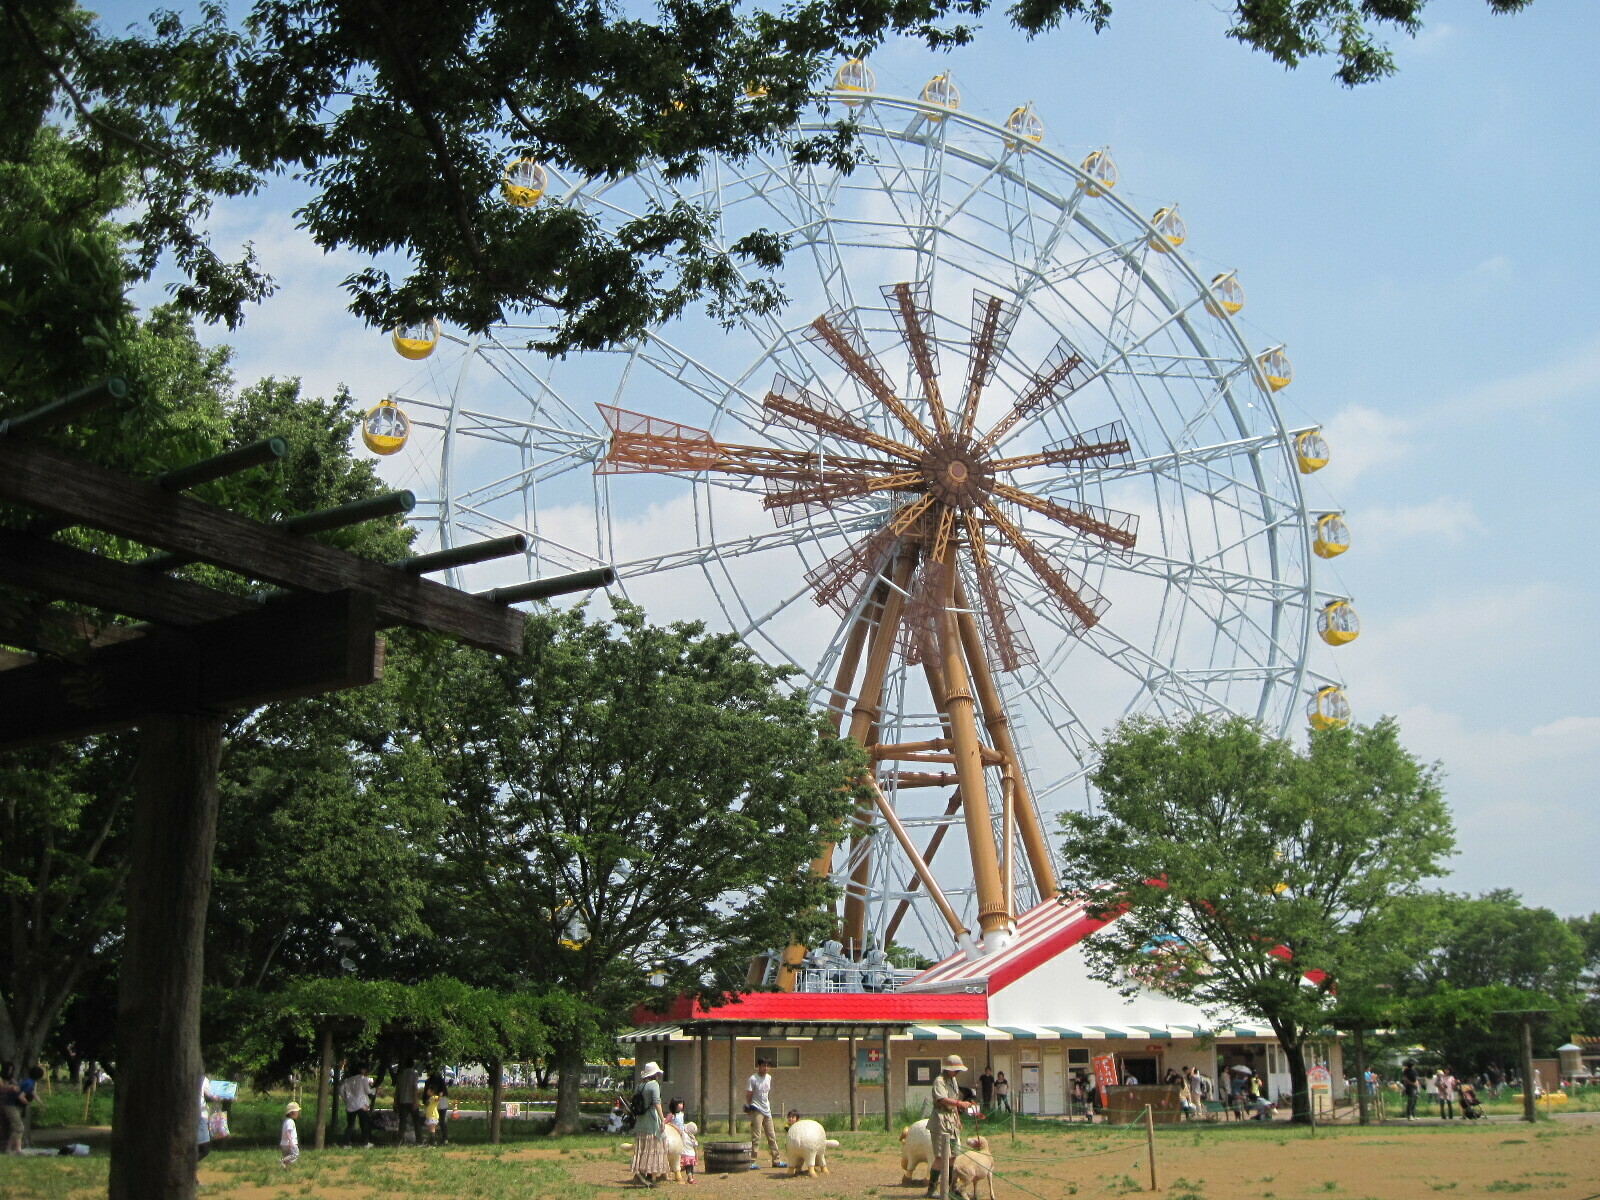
top-left (959, 290), bottom-right (1020, 438)
top-left (762, 375), bottom-right (922, 461)
top-left (982, 500), bottom-right (1109, 634)
top-left (991, 481), bottom-right (1139, 554)
top-left (976, 339), bottom-right (1092, 452)
top-left (970, 558), bottom-right (1038, 673)
top-left (596, 403), bottom-right (722, 474)
top-left (761, 469), bottom-right (922, 526)
top-left (806, 308), bottom-right (933, 444)
top-left (804, 525), bottom-right (902, 616)
top-left (990, 421), bottom-right (1133, 472)
top-left (882, 282), bottom-right (951, 437)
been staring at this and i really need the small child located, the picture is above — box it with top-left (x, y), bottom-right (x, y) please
top-left (679, 1120), bottom-right (699, 1183)
top-left (280, 1102), bottom-right (301, 1169)
top-left (666, 1099), bottom-right (697, 1183)
top-left (423, 1088), bottom-right (441, 1145)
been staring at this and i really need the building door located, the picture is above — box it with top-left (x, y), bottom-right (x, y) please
top-left (1020, 1064), bottom-right (1042, 1114)
top-left (1043, 1053), bottom-right (1064, 1115)
top-left (905, 1057), bottom-right (942, 1118)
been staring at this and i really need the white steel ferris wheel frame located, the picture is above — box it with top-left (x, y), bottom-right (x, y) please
top-left (396, 88), bottom-right (1349, 958)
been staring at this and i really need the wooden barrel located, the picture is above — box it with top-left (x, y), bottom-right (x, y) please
top-left (703, 1140), bottom-right (754, 1173)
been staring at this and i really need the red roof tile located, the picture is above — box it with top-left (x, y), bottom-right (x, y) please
top-left (634, 991), bottom-right (988, 1025)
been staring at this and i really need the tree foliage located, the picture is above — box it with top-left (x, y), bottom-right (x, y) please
top-left (393, 600), bottom-right (867, 1131)
top-left (0, 0), bottom-right (1537, 349)
top-left (1059, 713), bottom-right (1453, 1123)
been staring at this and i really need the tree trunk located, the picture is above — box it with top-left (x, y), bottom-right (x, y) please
top-left (488, 1059), bottom-right (504, 1145)
top-left (108, 714), bottom-right (224, 1200)
top-left (1280, 1034), bottom-right (1313, 1126)
top-left (314, 1025), bottom-right (334, 1150)
top-left (551, 1041), bottom-right (585, 1134)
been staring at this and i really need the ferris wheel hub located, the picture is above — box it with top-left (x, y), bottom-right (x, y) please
top-left (920, 434), bottom-right (992, 507)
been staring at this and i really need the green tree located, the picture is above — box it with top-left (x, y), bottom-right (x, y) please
top-left (1380, 890), bottom-right (1588, 1072)
top-left (1, 1), bottom-right (1536, 347)
top-left (1059, 713), bottom-right (1454, 1124)
top-left (395, 601), bottom-right (866, 1133)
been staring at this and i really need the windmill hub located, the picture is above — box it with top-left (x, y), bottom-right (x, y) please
top-left (920, 434), bottom-right (991, 507)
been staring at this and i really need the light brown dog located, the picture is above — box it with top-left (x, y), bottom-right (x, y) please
top-left (951, 1134), bottom-right (996, 1200)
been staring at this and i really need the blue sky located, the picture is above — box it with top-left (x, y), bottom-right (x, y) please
top-left (105, 1), bottom-right (1598, 917)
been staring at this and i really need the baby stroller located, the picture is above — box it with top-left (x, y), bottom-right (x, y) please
top-left (1458, 1083), bottom-right (1484, 1120)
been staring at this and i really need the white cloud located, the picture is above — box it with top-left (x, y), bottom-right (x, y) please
top-left (1349, 496), bottom-right (1485, 553)
top-left (1318, 403), bottom-right (1414, 482)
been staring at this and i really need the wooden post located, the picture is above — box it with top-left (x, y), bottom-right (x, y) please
top-left (848, 1032), bottom-right (859, 1132)
top-left (313, 1024), bottom-right (334, 1149)
top-left (108, 714), bottom-right (224, 1200)
top-left (1521, 1018), bottom-right (1537, 1124)
top-left (1352, 1029), bottom-right (1370, 1127)
top-left (698, 1032), bottom-right (710, 1131)
top-left (727, 1034), bottom-right (738, 1135)
top-left (489, 1059), bottom-right (505, 1144)
top-left (1144, 1103), bottom-right (1158, 1192)
top-left (883, 1029), bottom-right (893, 1132)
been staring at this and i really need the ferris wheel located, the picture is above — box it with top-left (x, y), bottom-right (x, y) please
top-left (383, 67), bottom-right (1355, 960)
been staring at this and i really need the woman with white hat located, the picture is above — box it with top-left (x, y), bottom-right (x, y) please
top-left (630, 1062), bottom-right (670, 1187)
top-left (928, 1054), bottom-right (967, 1199)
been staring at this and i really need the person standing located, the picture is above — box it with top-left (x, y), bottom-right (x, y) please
top-left (992, 1071), bottom-right (1011, 1113)
top-left (1434, 1067), bottom-right (1456, 1120)
top-left (394, 1060), bottom-right (423, 1145)
top-left (1400, 1060), bottom-right (1420, 1120)
top-left (425, 1073), bottom-right (452, 1146)
top-left (280, 1102), bottom-right (301, 1169)
top-left (928, 1054), bottom-right (967, 1199)
top-left (631, 1061), bottom-right (671, 1187)
top-left (339, 1062), bottom-right (376, 1146)
top-left (0, 1068), bottom-right (26, 1154)
top-left (979, 1067), bottom-right (994, 1111)
top-left (745, 1058), bottom-right (786, 1169)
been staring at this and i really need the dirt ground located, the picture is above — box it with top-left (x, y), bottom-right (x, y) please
top-left (555, 1120), bottom-right (1600, 1200)
top-left (7, 1115), bottom-right (1598, 1200)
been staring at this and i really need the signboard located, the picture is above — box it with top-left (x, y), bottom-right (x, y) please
top-left (1308, 1065), bottom-right (1332, 1114)
top-left (1091, 1054), bottom-right (1119, 1106)
top-left (856, 1046), bottom-right (885, 1088)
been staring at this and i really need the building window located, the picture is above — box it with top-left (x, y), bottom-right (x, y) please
top-left (758, 1046), bottom-right (801, 1069)
top-left (1067, 1048), bottom-right (1090, 1065)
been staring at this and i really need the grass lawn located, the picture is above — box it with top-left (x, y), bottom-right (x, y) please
top-left (4, 1095), bottom-right (1597, 1200)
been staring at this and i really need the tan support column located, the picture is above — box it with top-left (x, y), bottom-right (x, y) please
top-left (936, 550), bottom-right (1008, 942)
top-left (840, 547), bottom-right (919, 947)
top-left (952, 575), bottom-right (1059, 899)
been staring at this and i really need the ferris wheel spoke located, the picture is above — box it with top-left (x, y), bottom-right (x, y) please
top-left (1034, 427), bottom-right (1314, 496)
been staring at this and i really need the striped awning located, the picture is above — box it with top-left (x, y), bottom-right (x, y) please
top-left (618, 1025), bottom-right (695, 1043)
top-left (903, 1023), bottom-right (1275, 1042)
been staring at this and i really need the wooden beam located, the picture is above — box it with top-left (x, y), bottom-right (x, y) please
top-left (0, 590), bottom-right (380, 749)
top-left (0, 528), bottom-right (253, 627)
top-left (0, 438), bottom-right (524, 655)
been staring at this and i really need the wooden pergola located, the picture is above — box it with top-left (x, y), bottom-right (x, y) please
top-left (0, 379), bottom-right (611, 1199)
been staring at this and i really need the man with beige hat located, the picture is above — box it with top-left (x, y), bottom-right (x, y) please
top-left (928, 1053), bottom-right (967, 1198)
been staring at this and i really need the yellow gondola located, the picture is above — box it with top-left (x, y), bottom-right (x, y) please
top-left (501, 158), bottom-right (548, 208)
top-left (1150, 206), bottom-right (1186, 253)
top-left (1080, 149), bottom-right (1117, 196)
top-left (1318, 600), bottom-right (1360, 646)
top-left (1312, 513), bottom-right (1351, 559)
top-left (1308, 685), bottom-right (1351, 731)
top-left (834, 59), bottom-right (874, 103)
top-left (1205, 272), bottom-right (1245, 318)
top-left (361, 398), bottom-right (411, 456)
top-left (1295, 430), bottom-right (1330, 474)
top-left (391, 318), bottom-right (440, 361)
top-left (920, 73), bottom-right (960, 120)
top-left (1005, 103), bottom-right (1045, 149)
top-left (1256, 347), bottom-right (1292, 392)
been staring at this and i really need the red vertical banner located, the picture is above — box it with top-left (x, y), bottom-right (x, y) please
top-left (1092, 1053), bottom-right (1118, 1105)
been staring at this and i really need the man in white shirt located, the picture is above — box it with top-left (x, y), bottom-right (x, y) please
top-left (745, 1059), bottom-right (786, 1169)
top-left (339, 1063), bottom-right (376, 1146)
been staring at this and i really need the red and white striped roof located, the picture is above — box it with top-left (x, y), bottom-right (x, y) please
top-left (904, 896), bottom-right (1114, 995)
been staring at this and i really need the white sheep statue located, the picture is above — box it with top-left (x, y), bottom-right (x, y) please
top-left (784, 1114), bottom-right (840, 1177)
top-left (899, 1118), bottom-right (933, 1182)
